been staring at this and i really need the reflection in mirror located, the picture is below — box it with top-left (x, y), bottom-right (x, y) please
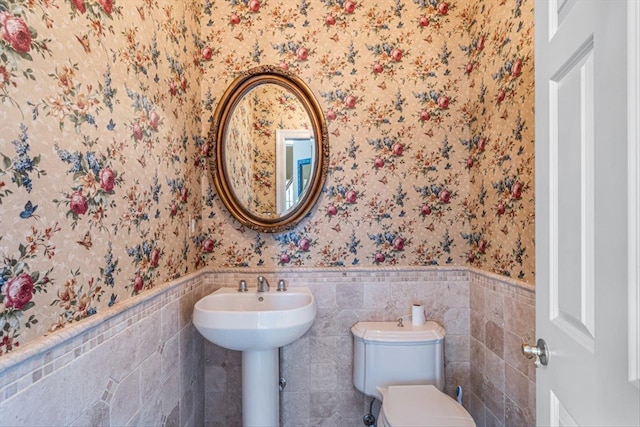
top-left (276, 129), bottom-right (314, 215)
top-left (225, 83), bottom-right (313, 219)
top-left (209, 65), bottom-right (329, 233)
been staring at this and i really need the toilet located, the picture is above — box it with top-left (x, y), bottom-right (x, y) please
top-left (352, 320), bottom-right (476, 427)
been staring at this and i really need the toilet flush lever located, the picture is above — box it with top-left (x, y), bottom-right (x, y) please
top-left (522, 338), bottom-right (549, 367)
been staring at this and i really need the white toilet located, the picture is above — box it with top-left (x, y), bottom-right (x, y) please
top-left (352, 320), bottom-right (476, 427)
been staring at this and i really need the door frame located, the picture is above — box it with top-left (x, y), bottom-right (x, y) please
top-left (628, 0), bottom-right (640, 390)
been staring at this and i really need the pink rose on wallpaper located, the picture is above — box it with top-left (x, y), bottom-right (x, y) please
top-left (3, 273), bottom-right (34, 310)
top-left (393, 237), bottom-right (405, 251)
top-left (390, 48), bottom-right (403, 62)
top-left (0, 13), bottom-right (32, 54)
top-left (201, 143), bottom-right (211, 157)
top-left (373, 157), bottom-right (384, 168)
top-left (180, 187), bottom-right (188, 203)
top-left (149, 111), bottom-right (159, 130)
top-left (344, 95), bottom-right (356, 109)
top-left (327, 205), bottom-right (337, 216)
top-left (437, 96), bottom-right (449, 109)
top-left (437, 2), bottom-right (449, 15)
top-left (345, 190), bottom-right (357, 204)
top-left (465, 63), bottom-right (473, 74)
top-left (169, 81), bottom-right (177, 96)
top-left (374, 252), bottom-right (385, 263)
top-left (180, 75), bottom-right (187, 91)
top-left (133, 121), bottom-right (143, 140)
top-left (478, 239), bottom-right (487, 254)
top-left (467, 252), bottom-right (475, 263)
top-left (99, 168), bottom-right (115, 192)
top-left (230, 14), bottom-right (240, 25)
top-left (201, 47), bottom-right (213, 61)
top-left (496, 89), bottom-right (505, 103)
top-left (170, 202), bottom-right (177, 216)
top-left (476, 35), bottom-right (485, 51)
top-left (325, 14), bottom-right (335, 26)
top-left (149, 248), bottom-right (160, 267)
top-left (477, 137), bottom-right (486, 152)
top-left (512, 58), bottom-right (523, 77)
top-left (421, 204), bottom-right (432, 215)
top-left (497, 201), bottom-right (506, 215)
top-left (202, 239), bottom-right (215, 253)
top-left (280, 253), bottom-right (290, 264)
top-left (466, 157), bottom-right (474, 169)
top-left (133, 274), bottom-right (144, 292)
top-left (439, 189), bottom-right (451, 204)
top-left (296, 47), bottom-right (309, 61)
top-left (326, 109), bottom-right (336, 120)
top-left (343, 0), bottom-right (355, 14)
top-left (248, 0), bottom-right (261, 13)
top-left (419, 16), bottom-right (429, 27)
top-left (298, 238), bottom-right (310, 252)
top-left (392, 142), bottom-right (404, 156)
top-left (372, 63), bottom-right (383, 74)
top-left (511, 182), bottom-right (523, 199)
top-left (98, 0), bottom-right (113, 14)
top-left (70, 191), bottom-right (88, 215)
top-left (70, 0), bottom-right (86, 14)
top-left (279, 62), bottom-right (289, 71)
top-left (420, 110), bottom-right (431, 121)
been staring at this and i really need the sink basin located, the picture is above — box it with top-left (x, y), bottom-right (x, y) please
top-left (193, 286), bottom-right (316, 351)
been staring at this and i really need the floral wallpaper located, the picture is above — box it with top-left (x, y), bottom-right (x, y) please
top-left (226, 95), bottom-right (255, 210)
top-left (199, 0), bottom-right (534, 273)
top-left (0, 0), bottom-right (203, 355)
top-left (0, 0), bottom-right (534, 356)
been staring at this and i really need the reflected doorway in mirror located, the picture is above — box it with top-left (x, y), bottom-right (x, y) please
top-left (276, 129), bottom-right (314, 215)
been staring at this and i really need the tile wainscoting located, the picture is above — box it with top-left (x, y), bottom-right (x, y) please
top-left (0, 273), bottom-right (207, 427)
top-left (0, 267), bottom-right (534, 427)
top-left (469, 271), bottom-right (536, 426)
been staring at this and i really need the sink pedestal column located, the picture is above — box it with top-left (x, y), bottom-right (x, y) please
top-left (242, 349), bottom-right (280, 427)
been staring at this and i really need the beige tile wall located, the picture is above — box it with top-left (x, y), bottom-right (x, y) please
top-left (0, 274), bottom-right (206, 427)
top-left (469, 271), bottom-right (536, 427)
top-left (202, 268), bottom-right (471, 426)
top-left (0, 267), bottom-right (534, 427)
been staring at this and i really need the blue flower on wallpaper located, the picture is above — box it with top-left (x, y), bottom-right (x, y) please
top-left (1, 125), bottom-right (44, 195)
top-left (102, 65), bottom-right (117, 113)
top-left (55, 145), bottom-right (83, 173)
top-left (101, 242), bottom-right (120, 288)
top-left (126, 88), bottom-right (153, 114)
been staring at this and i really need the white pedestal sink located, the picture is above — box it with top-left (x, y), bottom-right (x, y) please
top-left (193, 286), bottom-right (316, 427)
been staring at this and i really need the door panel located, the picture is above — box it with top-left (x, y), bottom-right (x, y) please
top-left (535, 0), bottom-right (640, 425)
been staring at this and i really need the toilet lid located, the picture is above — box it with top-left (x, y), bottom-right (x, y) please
top-left (380, 385), bottom-right (476, 427)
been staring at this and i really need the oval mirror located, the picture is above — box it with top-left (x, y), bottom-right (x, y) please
top-left (209, 65), bottom-right (329, 233)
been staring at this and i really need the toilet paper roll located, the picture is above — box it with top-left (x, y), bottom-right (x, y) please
top-left (412, 303), bottom-right (426, 326)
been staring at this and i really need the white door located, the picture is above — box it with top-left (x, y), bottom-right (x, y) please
top-left (535, 0), bottom-right (640, 425)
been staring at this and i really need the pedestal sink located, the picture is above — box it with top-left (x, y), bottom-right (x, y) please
top-left (193, 286), bottom-right (316, 427)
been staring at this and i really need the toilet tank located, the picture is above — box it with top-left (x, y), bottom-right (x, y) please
top-left (351, 321), bottom-right (445, 401)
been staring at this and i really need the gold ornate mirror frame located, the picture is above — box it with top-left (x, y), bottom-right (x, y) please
top-left (209, 65), bottom-right (329, 233)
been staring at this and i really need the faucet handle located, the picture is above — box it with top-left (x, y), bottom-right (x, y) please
top-left (277, 279), bottom-right (287, 292)
top-left (238, 280), bottom-right (248, 292)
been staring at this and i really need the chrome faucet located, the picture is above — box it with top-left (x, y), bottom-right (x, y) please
top-left (257, 276), bottom-right (270, 292)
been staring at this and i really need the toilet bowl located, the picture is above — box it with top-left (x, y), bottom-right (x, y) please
top-left (351, 321), bottom-right (476, 427)
top-left (377, 385), bottom-right (475, 427)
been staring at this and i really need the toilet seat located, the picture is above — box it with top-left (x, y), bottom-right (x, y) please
top-left (378, 385), bottom-right (476, 427)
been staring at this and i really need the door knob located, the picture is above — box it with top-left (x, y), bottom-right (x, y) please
top-left (522, 338), bottom-right (549, 367)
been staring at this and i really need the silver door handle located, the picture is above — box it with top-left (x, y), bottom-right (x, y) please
top-left (522, 338), bottom-right (549, 367)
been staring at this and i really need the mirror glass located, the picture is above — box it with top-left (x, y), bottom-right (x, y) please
top-left (210, 66), bottom-right (329, 233)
